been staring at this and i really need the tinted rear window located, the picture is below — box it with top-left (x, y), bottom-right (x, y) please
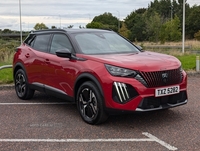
top-left (32, 34), bottom-right (51, 52)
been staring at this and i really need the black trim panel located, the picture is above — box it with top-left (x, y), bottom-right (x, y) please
top-left (31, 82), bottom-right (74, 102)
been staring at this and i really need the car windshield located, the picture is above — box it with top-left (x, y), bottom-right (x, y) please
top-left (74, 32), bottom-right (140, 54)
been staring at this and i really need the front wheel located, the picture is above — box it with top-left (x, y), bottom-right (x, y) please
top-left (76, 81), bottom-right (108, 125)
top-left (14, 69), bottom-right (34, 100)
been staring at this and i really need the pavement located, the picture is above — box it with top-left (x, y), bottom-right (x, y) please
top-left (0, 84), bottom-right (14, 90)
top-left (0, 72), bottom-right (200, 150)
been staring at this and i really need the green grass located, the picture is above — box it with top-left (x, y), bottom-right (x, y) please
top-left (0, 63), bottom-right (13, 84)
top-left (175, 54), bottom-right (196, 70)
top-left (0, 38), bottom-right (17, 84)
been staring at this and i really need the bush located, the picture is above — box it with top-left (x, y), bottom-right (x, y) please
top-left (194, 30), bottom-right (200, 41)
top-left (0, 39), bottom-right (19, 62)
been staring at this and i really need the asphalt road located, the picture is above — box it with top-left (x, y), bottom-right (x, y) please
top-left (0, 75), bottom-right (199, 151)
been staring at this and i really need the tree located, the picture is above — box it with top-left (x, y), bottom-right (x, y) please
top-left (194, 30), bottom-right (200, 41)
top-left (79, 25), bottom-right (85, 29)
top-left (2, 29), bottom-right (12, 33)
top-left (148, 0), bottom-right (172, 20)
top-left (160, 15), bottom-right (181, 43)
top-left (93, 12), bottom-right (118, 26)
top-left (119, 22), bottom-right (131, 39)
top-left (186, 5), bottom-right (200, 38)
top-left (171, 0), bottom-right (191, 39)
top-left (86, 22), bottom-right (104, 29)
top-left (85, 1), bottom-right (200, 41)
top-left (88, 12), bottom-right (119, 32)
top-left (67, 25), bottom-right (74, 28)
top-left (124, 10), bottom-right (147, 41)
top-left (145, 12), bottom-right (162, 42)
top-left (51, 26), bottom-right (57, 29)
top-left (123, 0), bottom-right (195, 42)
top-left (34, 23), bottom-right (48, 30)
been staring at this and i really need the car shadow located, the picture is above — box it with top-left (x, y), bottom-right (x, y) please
top-left (26, 91), bottom-right (186, 129)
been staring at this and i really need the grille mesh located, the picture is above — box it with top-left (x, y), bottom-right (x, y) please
top-left (139, 67), bottom-right (183, 88)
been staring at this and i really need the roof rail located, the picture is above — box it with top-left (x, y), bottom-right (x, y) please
top-left (30, 29), bottom-right (66, 33)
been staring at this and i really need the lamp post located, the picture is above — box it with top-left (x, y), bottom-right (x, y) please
top-left (19, 0), bottom-right (22, 44)
top-left (116, 10), bottom-right (120, 32)
top-left (59, 15), bottom-right (61, 29)
top-left (170, 6), bottom-right (173, 21)
top-left (182, 0), bottom-right (185, 54)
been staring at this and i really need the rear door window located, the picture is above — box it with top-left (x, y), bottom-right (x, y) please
top-left (32, 34), bottom-right (51, 52)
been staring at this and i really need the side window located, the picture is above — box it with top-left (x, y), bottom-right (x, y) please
top-left (50, 34), bottom-right (73, 54)
top-left (24, 34), bottom-right (35, 47)
top-left (32, 34), bottom-right (51, 52)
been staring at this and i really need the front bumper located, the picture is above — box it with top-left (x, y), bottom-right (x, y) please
top-left (102, 71), bottom-right (188, 112)
top-left (136, 91), bottom-right (187, 111)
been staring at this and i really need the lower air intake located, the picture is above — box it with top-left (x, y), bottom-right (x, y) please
top-left (112, 82), bottom-right (139, 104)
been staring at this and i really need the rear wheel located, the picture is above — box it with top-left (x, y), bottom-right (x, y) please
top-left (76, 81), bottom-right (108, 124)
top-left (14, 69), bottom-right (34, 100)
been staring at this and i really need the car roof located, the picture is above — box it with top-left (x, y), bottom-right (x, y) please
top-left (30, 28), bottom-right (113, 35)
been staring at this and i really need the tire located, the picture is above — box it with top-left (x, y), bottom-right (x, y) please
top-left (76, 81), bottom-right (108, 125)
top-left (14, 69), bottom-right (35, 100)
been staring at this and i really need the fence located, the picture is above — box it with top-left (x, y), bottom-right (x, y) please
top-left (0, 65), bottom-right (13, 70)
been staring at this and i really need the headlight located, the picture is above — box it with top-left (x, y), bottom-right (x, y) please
top-left (105, 64), bottom-right (137, 77)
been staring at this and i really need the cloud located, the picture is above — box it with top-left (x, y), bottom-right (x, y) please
top-left (0, 0), bottom-right (199, 30)
top-left (0, 17), bottom-right (19, 29)
top-left (0, 0), bottom-right (150, 17)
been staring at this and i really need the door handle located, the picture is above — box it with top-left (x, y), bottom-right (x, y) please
top-left (25, 53), bottom-right (30, 58)
top-left (45, 59), bottom-right (50, 64)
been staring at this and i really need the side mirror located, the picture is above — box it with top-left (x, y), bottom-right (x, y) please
top-left (56, 49), bottom-right (72, 58)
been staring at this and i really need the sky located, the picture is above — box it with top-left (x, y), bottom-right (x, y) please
top-left (0, 0), bottom-right (199, 31)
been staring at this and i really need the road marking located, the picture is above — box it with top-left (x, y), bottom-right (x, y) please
top-left (143, 132), bottom-right (178, 151)
top-left (0, 132), bottom-right (177, 150)
top-left (0, 102), bottom-right (178, 150)
top-left (0, 102), bottom-right (71, 105)
top-left (0, 138), bottom-right (152, 142)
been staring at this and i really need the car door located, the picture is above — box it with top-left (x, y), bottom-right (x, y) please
top-left (25, 34), bottom-right (51, 87)
top-left (43, 33), bottom-right (75, 97)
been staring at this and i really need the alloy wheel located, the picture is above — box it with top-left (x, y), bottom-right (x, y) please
top-left (15, 72), bottom-right (26, 98)
top-left (78, 88), bottom-right (98, 121)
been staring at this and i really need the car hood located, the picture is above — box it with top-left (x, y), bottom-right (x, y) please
top-left (79, 51), bottom-right (181, 72)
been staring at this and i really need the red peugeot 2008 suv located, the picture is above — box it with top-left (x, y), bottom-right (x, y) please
top-left (13, 29), bottom-right (188, 124)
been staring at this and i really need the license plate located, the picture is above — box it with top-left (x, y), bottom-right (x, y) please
top-left (155, 86), bottom-right (180, 97)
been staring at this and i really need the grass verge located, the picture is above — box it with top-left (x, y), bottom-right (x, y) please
top-left (175, 54), bottom-right (196, 70)
top-left (0, 63), bottom-right (13, 84)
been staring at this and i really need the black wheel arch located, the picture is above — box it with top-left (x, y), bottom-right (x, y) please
top-left (13, 62), bottom-right (27, 79)
top-left (74, 73), bottom-right (104, 102)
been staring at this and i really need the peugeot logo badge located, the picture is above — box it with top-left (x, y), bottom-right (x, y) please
top-left (162, 73), bottom-right (168, 83)
top-left (162, 73), bottom-right (168, 78)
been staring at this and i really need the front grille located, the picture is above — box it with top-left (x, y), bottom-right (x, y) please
top-left (139, 67), bottom-right (183, 88)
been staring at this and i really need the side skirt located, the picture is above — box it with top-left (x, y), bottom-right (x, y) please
top-left (30, 82), bottom-right (74, 102)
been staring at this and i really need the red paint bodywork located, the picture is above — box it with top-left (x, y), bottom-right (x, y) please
top-left (13, 43), bottom-right (187, 111)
